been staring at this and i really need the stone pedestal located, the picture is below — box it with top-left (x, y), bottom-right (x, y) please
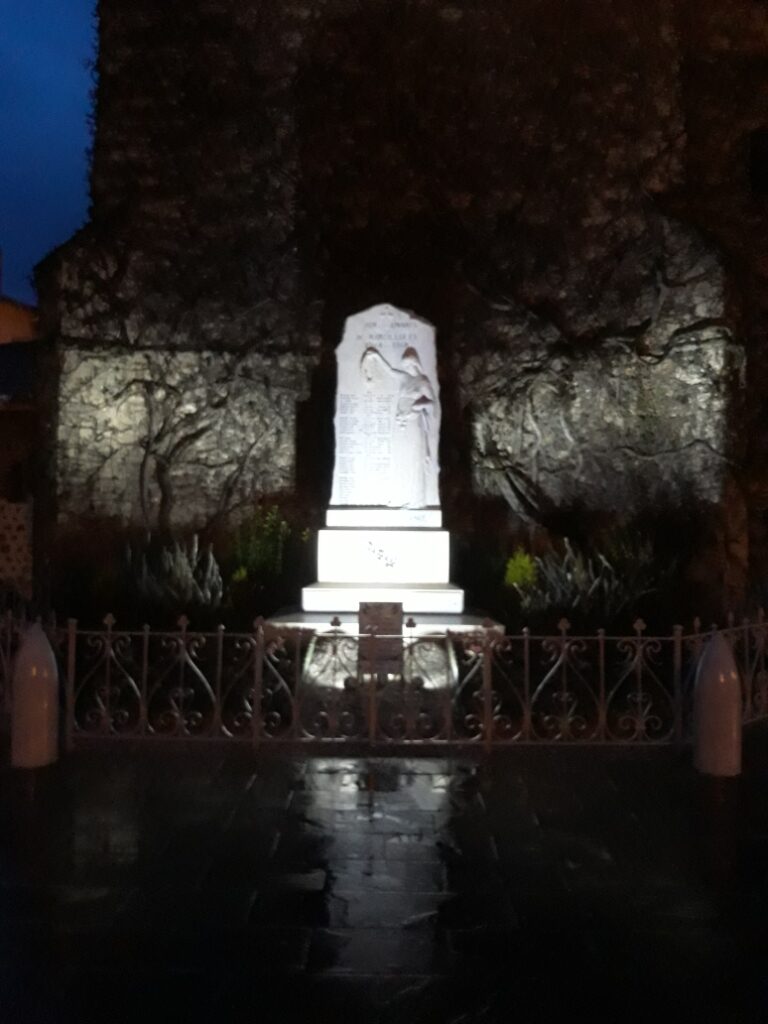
top-left (298, 304), bottom-right (468, 621)
top-left (302, 506), bottom-right (464, 614)
top-left (294, 303), bottom-right (481, 628)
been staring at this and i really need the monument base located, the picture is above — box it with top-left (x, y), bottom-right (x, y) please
top-left (301, 581), bottom-right (464, 614)
top-left (317, 528), bottom-right (450, 584)
top-left (326, 507), bottom-right (442, 528)
top-left (270, 609), bottom-right (502, 637)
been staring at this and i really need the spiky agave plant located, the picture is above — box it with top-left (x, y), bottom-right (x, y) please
top-left (127, 534), bottom-right (223, 610)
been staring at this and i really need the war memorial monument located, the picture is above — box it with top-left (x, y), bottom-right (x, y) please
top-left (272, 303), bottom-right (497, 644)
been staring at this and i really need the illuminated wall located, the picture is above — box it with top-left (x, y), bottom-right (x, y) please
top-left (37, 0), bottom-right (767, 602)
top-left (56, 347), bottom-right (309, 530)
top-left (458, 219), bottom-right (742, 514)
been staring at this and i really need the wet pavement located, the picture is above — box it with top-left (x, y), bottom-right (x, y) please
top-left (2, 736), bottom-right (768, 1022)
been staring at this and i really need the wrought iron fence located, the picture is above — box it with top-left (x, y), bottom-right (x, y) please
top-left (2, 611), bottom-right (767, 747)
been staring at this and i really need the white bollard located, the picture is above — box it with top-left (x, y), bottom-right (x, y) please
top-left (11, 622), bottom-right (59, 769)
top-left (693, 632), bottom-right (741, 777)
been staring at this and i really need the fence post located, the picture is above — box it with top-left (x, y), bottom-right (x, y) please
top-left (213, 624), bottom-right (224, 736)
top-left (482, 630), bottom-right (493, 752)
top-left (65, 618), bottom-right (77, 753)
top-left (368, 633), bottom-right (378, 745)
top-left (103, 613), bottom-right (115, 736)
top-left (597, 628), bottom-right (606, 740)
top-left (672, 625), bottom-right (683, 746)
top-left (293, 630), bottom-right (303, 740)
top-left (692, 617), bottom-right (702, 661)
top-left (757, 608), bottom-right (767, 715)
top-left (742, 616), bottom-right (753, 720)
top-left (522, 628), bottom-right (531, 740)
top-left (252, 620), bottom-right (264, 751)
top-left (140, 624), bottom-right (149, 735)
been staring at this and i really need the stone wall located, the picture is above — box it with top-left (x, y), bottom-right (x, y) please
top-left (37, 0), bottom-right (768, 606)
top-left (40, 0), bottom-right (322, 532)
top-left (458, 217), bottom-right (742, 517)
top-left (44, 1), bottom-right (312, 354)
top-left (56, 347), bottom-right (312, 531)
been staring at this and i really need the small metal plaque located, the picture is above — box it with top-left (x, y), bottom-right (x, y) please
top-left (358, 602), bottom-right (403, 676)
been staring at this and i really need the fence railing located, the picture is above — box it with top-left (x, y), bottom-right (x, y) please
top-left (2, 612), bottom-right (768, 748)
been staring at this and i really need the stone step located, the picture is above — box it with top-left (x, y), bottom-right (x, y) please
top-left (317, 529), bottom-right (449, 584)
top-left (326, 507), bottom-right (443, 528)
top-left (269, 610), bottom-right (499, 636)
top-left (301, 582), bottom-right (465, 614)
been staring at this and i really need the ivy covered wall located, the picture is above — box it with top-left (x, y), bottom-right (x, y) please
top-left (37, 0), bottom-right (768, 607)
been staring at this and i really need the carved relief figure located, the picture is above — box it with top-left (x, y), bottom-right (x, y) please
top-left (361, 345), bottom-right (439, 508)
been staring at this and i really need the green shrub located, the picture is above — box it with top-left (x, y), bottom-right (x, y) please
top-left (504, 548), bottom-right (537, 590)
top-left (504, 535), bottom-right (666, 623)
top-left (230, 505), bottom-right (290, 586)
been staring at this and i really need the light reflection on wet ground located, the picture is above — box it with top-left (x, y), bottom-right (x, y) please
top-left (1, 739), bottom-right (768, 1021)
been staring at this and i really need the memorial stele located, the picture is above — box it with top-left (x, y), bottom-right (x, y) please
top-left (301, 303), bottom-right (465, 619)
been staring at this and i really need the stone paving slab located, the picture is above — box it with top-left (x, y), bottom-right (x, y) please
top-left (2, 738), bottom-right (768, 1020)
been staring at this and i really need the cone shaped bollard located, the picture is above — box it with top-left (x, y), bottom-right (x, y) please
top-left (11, 622), bottom-right (59, 769)
top-left (693, 633), bottom-right (741, 777)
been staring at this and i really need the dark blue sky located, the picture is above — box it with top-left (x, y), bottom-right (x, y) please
top-left (0, 0), bottom-right (95, 304)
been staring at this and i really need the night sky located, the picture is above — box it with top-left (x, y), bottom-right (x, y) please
top-left (0, 0), bottom-right (95, 305)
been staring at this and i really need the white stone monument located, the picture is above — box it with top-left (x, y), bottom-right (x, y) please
top-left (302, 303), bottom-right (465, 617)
top-left (329, 305), bottom-right (440, 510)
